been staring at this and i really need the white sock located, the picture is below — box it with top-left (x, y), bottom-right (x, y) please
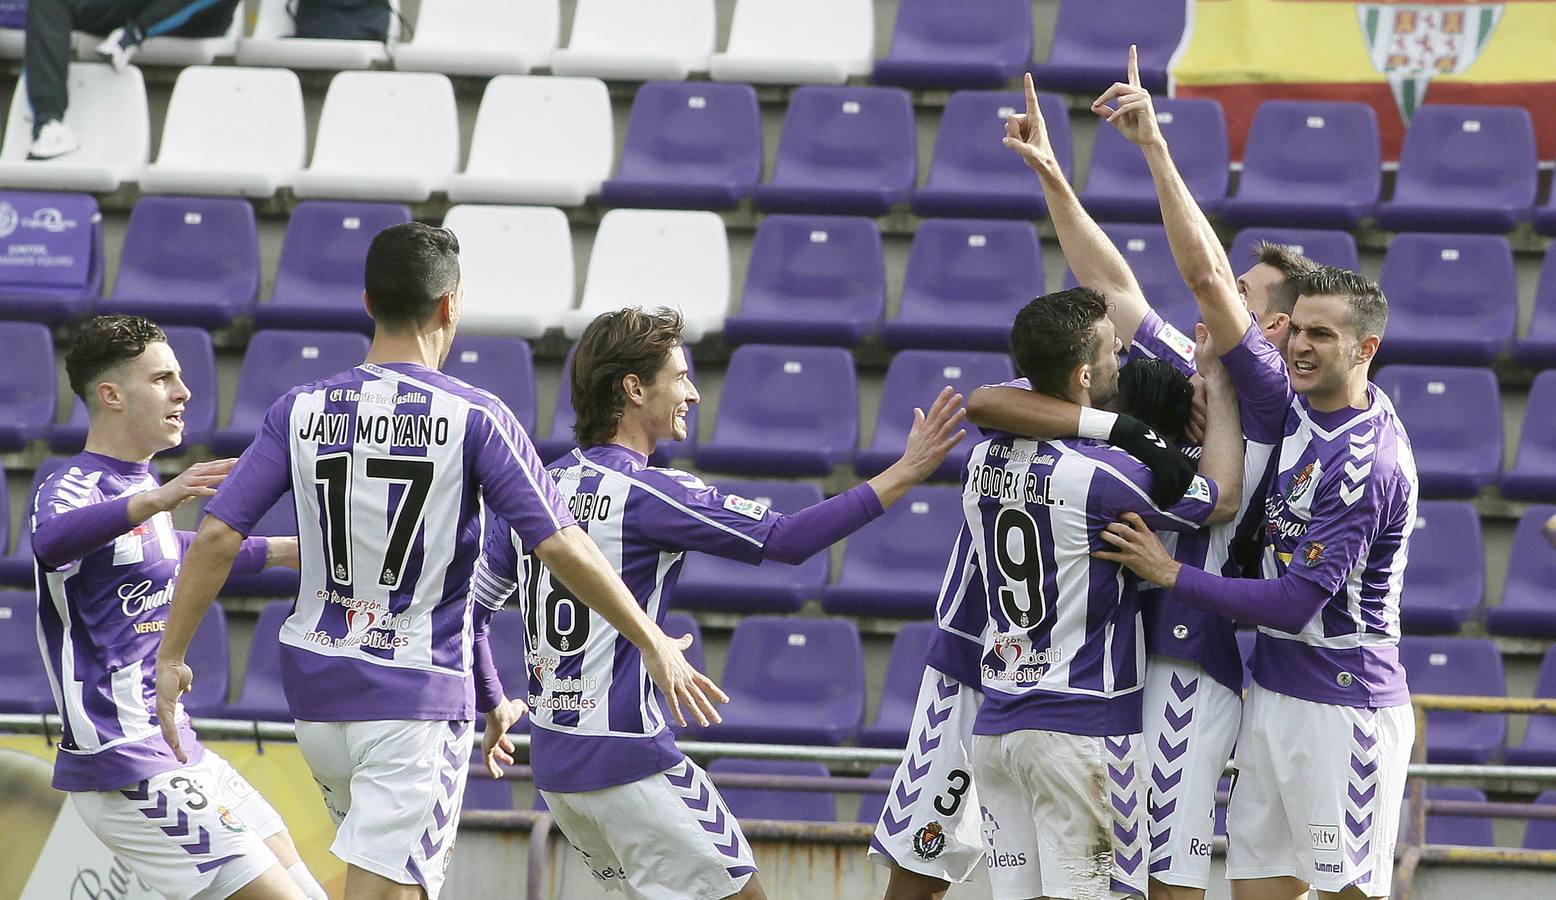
top-left (288, 860), bottom-right (329, 900)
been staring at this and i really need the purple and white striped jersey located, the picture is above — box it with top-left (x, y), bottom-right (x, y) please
top-left (963, 428), bottom-right (1219, 738)
top-left (205, 361), bottom-right (574, 723)
top-left (474, 445), bottom-right (778, 794)
top-left (33, 453), bottom-right (269, 791)
top-left (1221, 323), bottom-right (1417, 708)
top-left (922, 524), bottom-right (989, 690)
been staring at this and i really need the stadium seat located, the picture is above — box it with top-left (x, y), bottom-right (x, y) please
top-left (1536, 191), bottom-right (1556, 237)
top-left (824, 488), bottom-right (965, 620)
top-left (182, 604), bottom-right (231, 717)
top-left (856, 621), bottom-right (936, 748)
top-left (139, 66), bottom-right (304, 198)
top-left (1064, 223), bottom-right (1201, 334)
top-left (709, 759), bottom-right (837, 823)
top-left (1396, 501), bottom-right (1484, 634)
top-left (0, 190), bottom-right (103, 323)
top-left (462, 760), bottom-right (514, 811)
top-left (706, 616), bottom-right (864, 745)
top-left (537, 343), bottom-right (699, 466)
top-left (0, 321), bottom-right (55, 452)
top-left (1034, 0), bottom-right (1184, 92)
top-left (723, 215), bottom-right (884, 347)
top-left (0, 63), bottom-right (149, 192)
top-left (447, 76), bottom-right (613, 207)
top-left (565, 209), bottom-right (729, 342)
top-left (1227, 227), bottom-right (1360, 273)
top-left (910, 90), bottom-right (1070, 220)
top-left (47, 326), bottom-right (219, 453)
top-left (551, 0), bottom-right (715, 81)
top-left (125, 4), bottom-right (241, 66)
top-left (1486, 507), bottom-right (1556, 638)
top-left (255, 201), bottom-right (414, 332)
top-left (0, 458), bottom-right (66, 586)
top-left (237, 0), bottom-right (396, 69)
top-left (871, 0), bottom-right (1031, 89)
top-left (292, 71), bottom-right (458, 203)
top-left (673, 480), bottom-right (827, 613)
top-left (1081, 97), bottom-right (1229, 222)
top-left (754, 86), bottom-right (917, 217)
top-left (219, 494), bottom-right (301, 597)
top-left (857, 765), bottom-right (895, 825)
top-left (694, 345), bottom-right (857, 476)
top-left (392, 0), bottom-right (557, 76)
top-left (1375, 233), bottom-right (1516, 366)
top-left (0, 592), bottom-right (53, 713)
top-left (1373, 366), bottom-right (1501, 498)
top-left (97, 196), bottom-right (259, 329)
top-left (662, 610), bottom-right (706, 737)
top-left (442, 205), bottom-right (574, 340)
top-left (1399, 636), bottom-right (1507, 764)
top-left (1220, 101), bottom-right (1382, 229)
top-left (441, 337), bottom-right (537, 436)
top-left (1417, 786), bottom-right (1495, 847)
top-left (601, 82), bottom-right (762, 211)
top-left (1524, 790), bottom-right (1556, 850)
top-left (882, 219), bottom-right (1044, 352)
top-left (1500, 372), bottom-right (1556, 501)
top-left (1507, 650), bottom-right (1556, 767)
top-left (709, 0), bottom-right (872, 85)
top-left (213, 331), bottom-right (371, 455)
top-left (226, 599), bottom-right (292, 721)
top-left (1376, 105), bottom-right (1537, 234)
top-left (856, 350), bottom-right (1015, 480)
top-left (1515, 248), bottom-right (1556, 369)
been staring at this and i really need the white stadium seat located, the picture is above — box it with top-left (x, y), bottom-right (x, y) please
top-left (139, 66), bottom-right (304, 198)
top-left (709, 0), bottom-right (873, 85)
top-left (442, 205), bottom-right (574, 339)
top-left (551, 0), bottom-right (715, 81)
top-left (0, 63), bottom-right (148, 192)
top-left (445, 75), bottom-right (612, 208)
top-left (564, 209), bottom-right (729, 342)
top-left (393, 0), bottom-right (557, 76)
top-left (291, 71), bottom-right (458, 203)
top-left (236, 0), bottom-right (397, 70)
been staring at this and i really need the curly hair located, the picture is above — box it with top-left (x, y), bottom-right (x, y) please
top-left (66, 315), bottom-right (167, 401)
top-left (571, 307), bottom-right (686, 449)
top-left (1117, 357), bottom-right (1195, 443)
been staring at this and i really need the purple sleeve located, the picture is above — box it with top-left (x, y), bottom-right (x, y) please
top-left (1173, 565), bottom-right (1330, 633)
top-left (231, 536), bottom-right (270, 575)
top-left (1130, 309), bottom-right (1198, 379)
top-left (1284, 460), bottom-right (1389, 596)
top-left (206, 395), bottom-right (295, 536)
top-left (1099, 465), bottom-right (1218, 533)
top-left (1219, 322), bottom-right (1292, 444)
top-left (31, 488), bottom-right (132, 570)
top-left (471, 602), bottom-right (504, 714)
top-left (471, 512), bottom-right (523, 611)
top-left (469, 402), bottom-right (576, 549)
top-left (635, 471), bottom-right (782, 564)
top-left (761, 484), bottom-right (885, 565)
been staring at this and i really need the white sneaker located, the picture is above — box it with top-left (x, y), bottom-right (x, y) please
top-left (28, 120), bottom-right (79, 160)
top-left (95, 27), bottom-right (139, 73)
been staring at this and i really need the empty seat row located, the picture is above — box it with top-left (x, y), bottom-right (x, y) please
top-left (1401, 639), bottom-right (1556, 768)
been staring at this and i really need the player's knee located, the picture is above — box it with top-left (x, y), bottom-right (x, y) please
top-left (883, 863), bottom-right (951, 900)
top-left (1148, 878), bottom-right (1207, 900)
top-left (729, 873), bottom-right (768, 900)
top-left (1230, 875), bottom-right (1311, 900)
top-left (1317, 887), bottom-right (1379, 900)
top-left (228, 864), bottom-right (308, 900)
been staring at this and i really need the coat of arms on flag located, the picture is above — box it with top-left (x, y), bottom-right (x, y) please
top-left (1358, 4), bottom-right (1505, 121)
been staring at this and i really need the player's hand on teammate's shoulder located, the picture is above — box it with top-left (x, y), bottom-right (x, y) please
top-left (1002, 72), bottom-right (1062, 175)
top-left (647, 630), bottom-right (728, 729)
top-left (1094, 512), bottom-right (1181, 588)
top-left (1090, 44), bottom-right (1164, 149)
top-left (151, 457), bottom-right (239, 513)
top-left (264, 536), bottom-right (300, 569)
top-left (483, 697), bottom-right (528, 779)
top-left (153, 657), bottom-right (195, 762)
top-left (894, 385), bottom-right (969, 482)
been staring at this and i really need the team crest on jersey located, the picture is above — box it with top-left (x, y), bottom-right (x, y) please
top-left (722, 494), bottom-right (768, 521)
top-left (913, 821), bottom-right (947, 860)
top-left (1302, 541), bottom-right (1325, 567)
top-left (334, 563), bottom-right (348, 581)
top-left (216, 805), bottom-right (246, 834)
top-left (1285, 459), bottom-right (1323, 518)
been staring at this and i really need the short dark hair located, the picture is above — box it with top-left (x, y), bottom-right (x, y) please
top-left (1250, 241), bottom-right (1318, 316)
top-left (1009, 288), bottom-right (1111, 399)
top-left (1117, 357), bottom-right (1195, 443)
top-left (363, 222), bottom-right (461, 330)
top-left (67, 315), bottom-right (167, 402)
top-left (571, 307), bottom-right (685, 449)
top-left (1296, 265), bottom-right (1388, 340)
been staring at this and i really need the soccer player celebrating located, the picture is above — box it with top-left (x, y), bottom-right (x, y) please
top-left (1093, 47), bottom-right (1419, 900)
top-left (33, 315), bottom-right (324, 899)
top-left (471, 306), bottom-right (966, 900)
top-left (155, 224), bottom-right (720, 900)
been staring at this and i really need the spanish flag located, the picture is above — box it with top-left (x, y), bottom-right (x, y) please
top-left (1171, 0), bottom-right (1556, 161)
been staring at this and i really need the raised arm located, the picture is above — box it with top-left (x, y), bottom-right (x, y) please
top-left (1191, 328), bottom-right (1244, 526)
top-left (1004, 72), bottom-right (1151, 343)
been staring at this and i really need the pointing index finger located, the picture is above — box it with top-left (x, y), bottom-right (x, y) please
top-left (1024, 72), bottom-right (1038, 125)
top-left (1128, 43), bottom-right (1140, 89)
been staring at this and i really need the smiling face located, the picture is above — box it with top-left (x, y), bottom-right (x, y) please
top-left (97, 340), bottom-right (191, 456)
top-left (636, 344), bottom-right (699, 445)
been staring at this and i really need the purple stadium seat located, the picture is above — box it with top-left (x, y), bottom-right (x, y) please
top-left (49, 327), bottom-right (217, 455)
top-left (255, 201), bottom-right (413, 332)
top-left (463, 755), bottom-right (514, 811)
top-left (910, 90), bottom-right (1070, 220)
top-left (1034, 0), bottom-right (1185, 94)
top-left (226, 599), bottom-right (291, 721)
top-left (1501, 373), bottom-right (1556, 501)
top-left (538, 344), bottom-right (698, 466)
top-left (0, 321), bottom-right (56, 451)
top-left (857, 351), bottom-right (1015, 480)
top-left (1220, 101), bottom-right (1382, 229)
top-left (856, 621), bottom-right (936, 747)
top-left (857, 764), bottom-right (895, 824)
top-left (0, 191), bottom-right (104, 323)
top-left (441, 337), bottom-right (536, 435)
top-left (871, 0), bottom-right (1030, 89)
top-left (674, 479), bottom-right (828, 614)
top-left (1376, 105), bottom-right (1537, 234)
top-left (1525, 791), bottom-right (1556, 849)
top-left (219, 493), bottom-right (300, 597)
top-left (1397, 501), bottom-right (1484, 634)
top-left (1065, 224), bottom-right (1201, 333)
top-left (1515, 248), bottom-right (1556, 369)
top-left (213, 330), bottom-right (370, 455)
top-left (1416, 786), bottom-right (1495, 847)
top-left (694, 345), bottom-right (857, 476)
top-left (1507, 649), bottom-right (1556, 767)
top-left (1538, 190), bottom-right (1556, 236)
top-left (601, 81), bottom-right (762, 210)
top-left (705, 616), bottom-right (864, 745)
top-left (1080, 97), bottom-right (1228, 223)
top-left (1487, 507), bottom-right (1556, 638)
top-left (1400, 636), bottom-right (1506, 764)
top-left (1373, 366), bottom-right (1501, 498)
top-left (823, 488), bottom-right (965, 619)
top-left (723, 215), bottom-right (884, 347)
top-left (98, 196), bottom-right (259, 328)
top-left (483, 608), bottom-right (527, 713)
top-left (754, 86), bottom-right (916, 216)
top-left (708, 759), bottom-right (837, 823)
top-left (662, 610), bottom-right (706, 737)
top-left (0, 591), bottom-right (53, 713)
top-left (181, 603), bottom-right (230, 717)
top-left (881, 219), bottom-right (1043, 352)
top-left (0, 457), bottom-right (67, 586)
top-left (1376, 233), bottom-right (1516, 366)
top-left (1227, 228), bottom-right (1360, 274)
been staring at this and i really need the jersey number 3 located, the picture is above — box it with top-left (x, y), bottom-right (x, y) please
top-left (314, 454), bottom-right (435, 590)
